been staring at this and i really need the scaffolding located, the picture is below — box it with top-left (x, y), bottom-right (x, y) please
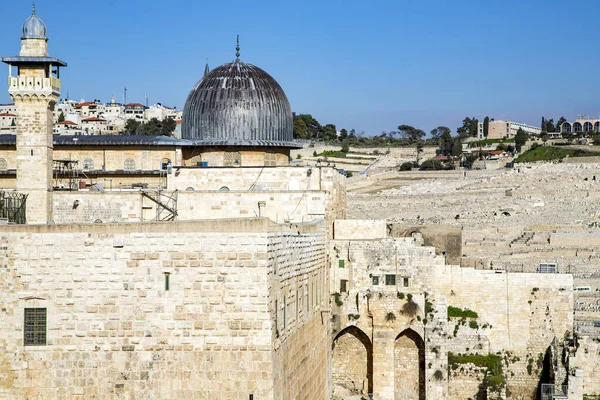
top-left (141, 189), bottom-right (178, 222)
top-left (53, 160), bottom-right (80, 190)
top-left (0, 190), bottom-right (27, 224)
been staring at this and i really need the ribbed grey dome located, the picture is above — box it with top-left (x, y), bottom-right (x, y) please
top-left (182, 59), bottom-right (294, 146)
top-left (21, 6), bottom-right (47, 40)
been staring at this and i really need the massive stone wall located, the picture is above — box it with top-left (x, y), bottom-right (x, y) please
top-left (328, 220), bottom-right (575, 400)
top-left (0, 219), bottom-right (329, 399)
top-left (51, 167), bottom-right (345, 229)
top-left (268, 229), bottom-right (330, 398)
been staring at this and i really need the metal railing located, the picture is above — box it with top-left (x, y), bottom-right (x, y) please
top-left (541, 384), bottom-right (568, 400)
top-left (0, 190), bottom-right (27, 224)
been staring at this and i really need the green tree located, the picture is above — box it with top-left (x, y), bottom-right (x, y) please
top-left (293, 116), bottom-right (308, 139)
top-left (451, 139), bottom-right (463, 157)
top-left (58, 111), bottom-right (65, 123)
top-left (457, 117), bottom-right (478, 138)
top-left (545, 118), bottom-right (555, 133)
top-left (161, 117), bottom-right (177, 136)
top-left (339, 128), bottom-right (348, 141)
top-left (556, 117), bottom-right (567, 133)
top-left (541, 133), bottom-right (549, 144)
top-left (514, 128), bottom-right (529, 152)
top-left (397, 125), bottom-right (425, 142)
top-left (439, 130), bottom-right (454, 156)
top-left (541, 117), bottom-right (546, 132)
top-left (124, 119), bottom-right (141, 135)
top-left (483, 116), bottom-right (490, 137)
top-left (430, 126), bottom-right (451, 140)
top-left (322, 124), bottom-right (337, 142)
top-left (293, 114), bottom-right (322, 139)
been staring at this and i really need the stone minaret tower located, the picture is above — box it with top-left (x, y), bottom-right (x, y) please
top-left (2, 5), bottom-right (66, 223)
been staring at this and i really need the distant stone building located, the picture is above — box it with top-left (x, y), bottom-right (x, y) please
top-left (477, 119), bottom-right (541, 139)
top-left (559, 117), bottom-right (600, 135)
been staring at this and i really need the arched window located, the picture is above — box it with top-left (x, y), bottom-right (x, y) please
top-left (594, 122), bottom-right (600, 132)
top-left (82, 158), bottom-right (94, 170)
top-left (124, 158), bottom-right (135, 171)
top-left (0, 158), bottom-right (7, 171)
top-left (562, 123), bottom-right (571, 133)
top-left (583, 122), bottom-right (593, 132)
top-left (573, 122), bottom-right (583, 133)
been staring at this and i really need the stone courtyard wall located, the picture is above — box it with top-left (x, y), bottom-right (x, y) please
top-left (0, 219), bottom-right (329, 400)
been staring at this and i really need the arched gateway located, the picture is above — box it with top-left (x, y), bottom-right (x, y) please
top-left (332, 326), bottom-right (373, 397)
top-left (395, 328), bottom-right (426, 400)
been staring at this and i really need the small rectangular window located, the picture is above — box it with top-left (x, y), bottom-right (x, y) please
top-left (165, 273), bottom-right (170, 291)
top-left (385, 274), bottom-right (396, 286)
top-left (283, 296), bottom-right (287, 329)
top-left (372, 276), bottom-right (379, 285)
top-left (24, 308), bottom-right (47, 346)
top-left (340, 279), bottom-right (348, 293)
top-left (338, 259), bottom-right (345, 268)
top-left (275, 299), bottom-right (278, 331)
top-left (403, 277), bottom-right (409, 287)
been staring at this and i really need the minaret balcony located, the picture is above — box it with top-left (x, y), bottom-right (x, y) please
top-left (8, 75), bottom-right (60, 95)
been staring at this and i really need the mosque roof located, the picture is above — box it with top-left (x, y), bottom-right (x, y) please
top-left (182, 37), bottom-right (295, 148)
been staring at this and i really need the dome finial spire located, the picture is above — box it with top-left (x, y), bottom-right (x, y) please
top-left (204, 58), bottom-right (210, 76)
top-left (32, 2), bottom-right (36, 15)
top-left (236, 35), bottom-right (240, 60)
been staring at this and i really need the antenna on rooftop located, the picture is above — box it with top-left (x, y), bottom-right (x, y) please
top-left (145, 94), bottom-right (149, 108)
top-left (123, 87), bottom-right (127, 106)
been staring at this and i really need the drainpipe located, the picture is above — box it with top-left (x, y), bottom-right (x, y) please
top-left (258, 201), bottom-right (266, 217)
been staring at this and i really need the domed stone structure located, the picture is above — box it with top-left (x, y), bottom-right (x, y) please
top-left (21, 4), bottom-right (47, 40)
top-left (183, 59), bottom-right (294, 146)
top-left (181, 39), bottom-right (298, 167)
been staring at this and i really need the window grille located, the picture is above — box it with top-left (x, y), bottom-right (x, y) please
top-left (82, 158), bottom-right (94, 170)
top-left (24, 308), bottom-right (46, 346)
top-left (537, 263), bottom-right (557, 273)
top-left (340, 279), bottom-right (348, 293)
top-left (124, 158), bottom-right (135, 171)
top-left (385, 274), bottom-right (396, 286)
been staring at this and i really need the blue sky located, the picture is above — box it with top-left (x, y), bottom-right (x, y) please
top-left (1, 0), bottom-right (599, 135)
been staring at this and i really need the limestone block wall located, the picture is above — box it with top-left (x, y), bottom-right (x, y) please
top-left (0, 219), bottom-right (329, 400)
top-left (54, 146), bottom-right (178, 171)
top-left (0, 146), bottom-right (178, 175)
top-left (431, 265), bottom-right (573, 354)
top-left (0, 146), bottom-right (16, 172)
top-left (177, 191), bottom-right (327, 223)
top-left (53, 192), bottom-right (144, 223)
top-left (52, 190), bottom-right (328, 224)
top-left (573, 337), bottom-right (600, 396)
top-left (329, 236), bottom-right (448, 399)
top-left (183, 147), bottom-right (290, 167)
top-left (168, 166), bottom-right (343, 193)
top-left (433, 264), bottom-right (573, 399)
top-left (333, 219), bottom-right (387, 240)
top-left (268, 229), bottom-right (330, 399)
top-left (14, 97), bottom-right (55, 223)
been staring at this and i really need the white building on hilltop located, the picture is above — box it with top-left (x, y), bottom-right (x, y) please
top-left (477, 120), bottom-right (541, 140)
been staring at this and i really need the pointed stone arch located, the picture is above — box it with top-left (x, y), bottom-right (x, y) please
top-left (332, 325), bottom-right (373, 397)
top-left (394, 328), bottom-right (426, 400)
